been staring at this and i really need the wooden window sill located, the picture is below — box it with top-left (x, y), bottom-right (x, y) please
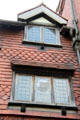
top-left (8, 101), bottom-right (77, 111)
top-left (22, 40), bottom-right (62, 49)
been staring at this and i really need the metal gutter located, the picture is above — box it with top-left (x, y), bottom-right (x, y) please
top-left (0, 19), bottom-right (26, 26)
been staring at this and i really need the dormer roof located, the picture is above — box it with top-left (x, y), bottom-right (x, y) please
top-left (18, 3), bottom-right (67, 25)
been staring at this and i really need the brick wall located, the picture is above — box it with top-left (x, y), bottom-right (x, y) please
top-left (0, 27), bottom-right (80, 120)
top-left (60, 0), bottom-right (80, 31)
top-left (0, 116), bottom-right (71, 120)
top-left (61, 0), bottom-right (72, 27)
top-left (73, 0), bottom-right (80, 31)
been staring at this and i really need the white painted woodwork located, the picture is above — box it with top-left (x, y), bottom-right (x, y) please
top-left (18, 4), bottom-right (67, 25)
top-left (30, 17), bottom-right (53, 26)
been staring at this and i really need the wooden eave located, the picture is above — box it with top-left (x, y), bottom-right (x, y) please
top-left (18, 3), bottom-right (67, 25)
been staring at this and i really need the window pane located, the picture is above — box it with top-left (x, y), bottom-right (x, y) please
top-left (53, 78), bottom-right (70, 104)
top-left (43, 28), bottom-right (56, 44)
top-left (15, 74), bottom-right (32, 101)
top-left (28, 26), bottom-right (40, 42)
top-left (35, 77), bottom-right (51, 104)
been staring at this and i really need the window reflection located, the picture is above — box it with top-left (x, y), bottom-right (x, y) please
top-left (15, 75), bottom-right (32, 101)
top-left (43, 28), bottom-right (56, 44)
top-left (35, 77), bottom-right (51, 103)
top-left (54, 78), bottom-right (70, 104)
top-left (28, 26), bottom-right (40, 42)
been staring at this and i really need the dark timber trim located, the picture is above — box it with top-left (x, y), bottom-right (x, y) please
top-left (22, 41), bottom-right (62, 49)
top-left (11, 64), bottom-right (75, 77)
top-left (8, 102), bottom-right (78, 111)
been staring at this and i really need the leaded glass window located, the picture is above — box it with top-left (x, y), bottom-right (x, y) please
top-left (15, 74), bottom-right (32, 101)
top-left (53, 78), bottom-right (71, 104)
top-left (24, 25), bottom-right (60, 45)
top-left (35, 77), bottom-right (51, 103)
top-left (43, 28), bottom-right (56, 44)
top-left (13, 74), bottom-right (74, 106)
top-left (28, 26), bottom-right (40, 42)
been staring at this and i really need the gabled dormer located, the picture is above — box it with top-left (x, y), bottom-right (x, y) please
top-left (18, 3), bottom-right (67, 25)
top-left (18, 4), bottom-right (67, 47)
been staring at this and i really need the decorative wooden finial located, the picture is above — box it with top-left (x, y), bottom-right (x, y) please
top-left (41, 0), bottom-right (44, 4)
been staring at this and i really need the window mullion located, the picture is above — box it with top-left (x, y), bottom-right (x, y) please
top-left (32, 76), bottom-right (35, 102)
top-left (70, 78), bottom-right (76, 105)
top-left (67, 79), bottom-right (72, 104)
top-left (40, 27), bottom-right (44, 43)
top-left (51, 77), bottom-right (54, 104)
top-left (24, 25), bottom-right (28, 41)
top-left (10, 71), bottom-right (16, 101)
top-left (56, 29), bottom-right (60, 45)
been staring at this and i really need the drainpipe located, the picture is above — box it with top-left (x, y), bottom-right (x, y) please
top-left (70, 0), bottom-right (80, 64)
top-left (57, 0), bottom-right (63, 14)
top-left (70, 0), bottom-right (79, 41)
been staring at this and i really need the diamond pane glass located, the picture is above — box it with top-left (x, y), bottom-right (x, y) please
top-left (43, 28), bottom-right (56, 44)
top-left (28, 26), bottom-right (40, 42)
top-left (35, 77), bottom-right (51, 104)
top-left (53, 78), bottom-right (70, 104)
top-left (15, 75), bottom-right (32, 101)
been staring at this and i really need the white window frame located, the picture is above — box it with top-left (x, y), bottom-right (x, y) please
top-left (24, 25), bottom-right (61, 45)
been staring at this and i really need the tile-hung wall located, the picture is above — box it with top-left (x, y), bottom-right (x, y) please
top-left (0, 3), bottom-right (79, 120)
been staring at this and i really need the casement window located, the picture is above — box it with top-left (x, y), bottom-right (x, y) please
top-left (11, 73), bottom-right (75, 106)
top-left (24, 25), bottom-right (60, 45)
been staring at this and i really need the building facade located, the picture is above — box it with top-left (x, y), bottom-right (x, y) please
top-left (57, 0), bottom-right (80, 63)
top-left (0, 2), bottom-right (80, 120)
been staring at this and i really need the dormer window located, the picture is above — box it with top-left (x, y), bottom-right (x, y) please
top-left (24, 25), bottom-right (60, 45)
top-left (18, 3), bottom-right (67, 45)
